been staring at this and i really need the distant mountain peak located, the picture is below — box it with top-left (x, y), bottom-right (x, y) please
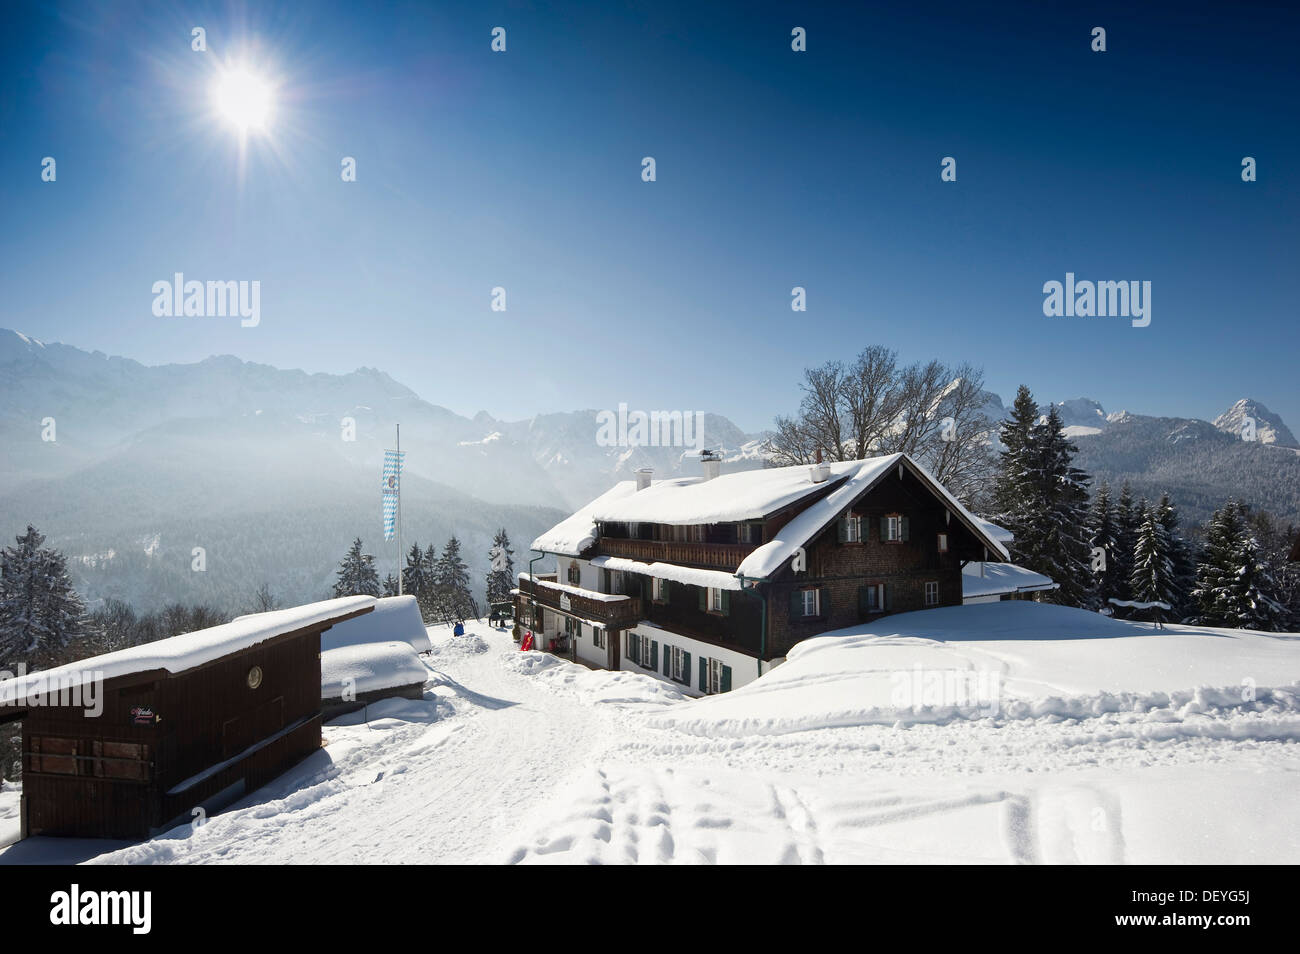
top-left (1213, 398), bottom-right (1298, 448)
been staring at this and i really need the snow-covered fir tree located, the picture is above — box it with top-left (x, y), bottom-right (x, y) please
top-left (381, 574), bottom-right (399, 597)
top-left (432, 535), bottom-right (477, 621)
top-left (993, 393), bottom-right (1091, 606)
top-left (485, 528), bottom-right (515, 608)
top-left (0, 525), bottom-right (88, 669)
top-left (1089, 482), bottom-right (1123, 607)
top-left (1193, 501), bottom-right (1287, 631)
top-left (1156, 493), bottom-right (1195, 618)
top-left (332, 537), bottom-right (381, 597)
top-left (1027, 406), bottom-right (1093, 606)
top-left (1130, 500), bottom-right (1177, 623)
top-left (990, 385), bottom-right (1039, 548)
top-left (1110, 483), bottom-right (1139, 608)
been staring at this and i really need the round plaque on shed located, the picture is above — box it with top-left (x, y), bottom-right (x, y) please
top-left (247, 665), bottom-right (263, 689)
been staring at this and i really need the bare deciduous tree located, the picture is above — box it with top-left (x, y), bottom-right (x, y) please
top-left (767, 347), bottom-right (996, 505)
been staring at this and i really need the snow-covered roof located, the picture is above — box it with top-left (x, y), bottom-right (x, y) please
top-left (589, 555), bottom-right (744, 591)
top-left (961, 562), bottom-right (1057, 599)
top-left (321, 641), bottom-right (429, 699)
top-left (0, 596), bottom-right (375, 707)
top-left (530, 480), bottom-right (640, 555)
top-left (320, 595), bottom-right (432, 654)
top-left (973, 517), bottom-right (1014, 544)
top-left (736, 454), bottom-right (1010, 578)
top-left (517, 573), bottom-right (635, 602)
top-left (532, 454), bottom-right (1010, 577)
top-left (590, 462), bottom-right (861, 526)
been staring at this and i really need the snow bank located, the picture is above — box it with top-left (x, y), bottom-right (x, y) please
top-left (321, 641), bottom-right (429, 698)
top-left (0, 596), bottom-right (374, 705)
top-left (651, 601), bottom-right (1300, 737)
top-left (427, 633), bottom-right (491, 659)
top-left (320, 595), bottom-right (431, 653)
top-left (500, 650), bottom-right (688, 709)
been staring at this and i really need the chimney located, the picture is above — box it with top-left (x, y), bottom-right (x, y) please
top-left (636, 467), bottom-right (653, 491)
top-left (810, 448), bottom-right (829, 483)
top-left (700, 449), bottom-right (721, 481)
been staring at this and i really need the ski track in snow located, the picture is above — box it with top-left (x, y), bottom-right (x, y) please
top-left (14, 619), bottom-right (1296, 866)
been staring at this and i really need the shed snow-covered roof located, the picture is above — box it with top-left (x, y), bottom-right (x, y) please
top-left (0, 596), bottom-right (375, 707)
top-left (321, 640), bottom-right (429, 699)
top-left (961, 562), bottom-right (1057, 599)
top-left (320, 595), bottom-right (431, 654)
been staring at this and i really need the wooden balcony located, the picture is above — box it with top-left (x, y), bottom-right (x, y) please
top-left (597, 537), bottom-right (754, 571)
top-left (520, 578), bottom-right (643, 629)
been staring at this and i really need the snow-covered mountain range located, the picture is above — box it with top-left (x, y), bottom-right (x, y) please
top-left (2, 328), bottom-right (1297, 610)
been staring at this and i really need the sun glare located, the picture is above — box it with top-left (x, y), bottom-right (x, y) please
top-left (212, 66), bottom-right (275, 132)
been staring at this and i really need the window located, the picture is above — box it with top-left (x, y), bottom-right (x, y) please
top-left (846, 515), bottom-right (862, 542)
top-left (707, 658), bottom-right (728, 695)
top-left (738, 523), bottom-right (761, 544)
top-left (860, 583), bottom-right (885, 614)
top-left (709, 587), bottom-right (724, 612)
top-left (593, 627), bottom-right (606, 650)
top-left (800, 588), bottom-right (820, 618)
top-left (937, 533), bottom-right (949, 553)
top-left (883, 515), bottom-right (902, 542)
top-left (567, 561), bottom-right (581, 585)
top-left (629, 632), bottom-right (656, 668)
top-left (669, 646), bottom-right (689, 683)
top-left (925, 581), bottom-right (940, 606)
top-left (653, 577), bottom-right (669, 602)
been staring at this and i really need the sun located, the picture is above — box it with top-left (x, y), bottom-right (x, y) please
top-left (211, 66), bottom-right (275, 133)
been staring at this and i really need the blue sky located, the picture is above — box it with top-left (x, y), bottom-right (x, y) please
top-left (2, 0), bottom-right (1296, 433)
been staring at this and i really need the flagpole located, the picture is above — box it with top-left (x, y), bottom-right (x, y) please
top-left (396, 423), bottom-right (403, 596)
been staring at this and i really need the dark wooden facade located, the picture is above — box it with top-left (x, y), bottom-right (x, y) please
top-left (3, 604), bottom-right (372, 840)
top-left (519, 458), bottom-right (1003, 674)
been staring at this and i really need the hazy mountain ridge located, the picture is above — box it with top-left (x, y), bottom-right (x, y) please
top-left (2, 330), bottom-right (1296, 612)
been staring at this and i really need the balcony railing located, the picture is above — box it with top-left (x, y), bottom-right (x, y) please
top-left (597, 537), bottom-right (753, 571)
top-left (519, 577), bottom-right (643, 628)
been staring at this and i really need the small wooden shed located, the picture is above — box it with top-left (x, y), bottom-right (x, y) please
top-left (0, 596), bottom-right (373, 840)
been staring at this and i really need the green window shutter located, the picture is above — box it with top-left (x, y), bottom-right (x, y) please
top-left (661, 579), bottom-right (670, 602)
top-left (682, 652), bottom-right (691, 685)
top-left (699, 656), bottom-right (707, 691)
top-left (901, 516), bottom-right (910, 542)
top-left (885, 582), bottom-right (894, 611)
top-left (880, 515), bottom-right (888, 540)
top-left (629, 633), bottom-right (638, 659)
top-left (789, 589), bottom-right (802, 620)
top-left (698, 587), bottom-right (707, 611)
top-left (651, 640), bottom-right (658, 671)
top-left (721, 590), bottom-right (730, 616)
top-left (816, 587), bottom-right (825, 616)
top-left (836, 517), bottom-right (848, 543)
top-left (663, 645), bottom-right (672, 676)
top-left (721, 665), bottom-right (732, 693)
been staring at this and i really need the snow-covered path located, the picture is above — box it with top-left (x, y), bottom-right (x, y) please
top-left (3, 605), bottom-right (1297, 865)
top-left (85, 628), bottom-right (627, 864)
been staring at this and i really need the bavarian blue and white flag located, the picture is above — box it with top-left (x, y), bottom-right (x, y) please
top-left (382, 449), bottom-right (404, 541)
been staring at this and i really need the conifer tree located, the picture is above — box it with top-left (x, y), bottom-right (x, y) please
top-left (1193, 502), bottom-right (1287, 630)
top-left (332, 537), bottom-right (381, 598)
top-left (432, 535), bottom-right (477, 621)
top-left (1156, 493), bottom-right (1195, 618)
top-left (1111, 483), bottom-right (1139, 609)
top-left (1026, 406), bottom-right (1093, 606)
top-left (1130, 500), bottom-right (1176, 623)
top-left (485, 529), bottom-right (516, 608)
top-left (991, 385), bottom-right (1040, 548)
top-left (1089, 481), bottom-right (1121, 607)
top-left (0, 525), bottom-right (88, 669)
